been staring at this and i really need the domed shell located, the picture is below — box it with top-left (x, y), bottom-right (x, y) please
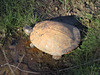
top-left (30, 21), bottom-right (81, 57)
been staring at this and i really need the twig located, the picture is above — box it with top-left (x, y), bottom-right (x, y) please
top-left (1, 33), bottom-right (15, 75)
top-left (10, 65), bottom-right (40, 74)
top-left (1, 35), bottom-right (39, 74)
top-left (0, 52), bottom-right (39, 74)
top-left (59, 58), bottom-right (100, 72)
top-left (1, 49), bottom-right (15, 75)
top-left (1, 63), bottom-right (40, 74)
top-left (14, 54), bottom-right (25, 71)
top-left (1, 58), bottom-right (100, 74)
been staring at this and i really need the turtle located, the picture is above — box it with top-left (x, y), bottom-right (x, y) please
top-left (23, 20), bottom-right (81, 60)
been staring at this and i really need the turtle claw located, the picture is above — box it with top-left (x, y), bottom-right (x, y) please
top-left (30, 43), bottom-right (35, 48)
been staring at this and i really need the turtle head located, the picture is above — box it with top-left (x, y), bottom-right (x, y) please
top-left (23, 26), bottom-right (33, 35)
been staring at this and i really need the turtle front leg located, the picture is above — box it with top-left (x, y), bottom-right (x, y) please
top-left (52, 55), bottom-right (62, 60)
top-left (30, 43), bottom-right (35, 48)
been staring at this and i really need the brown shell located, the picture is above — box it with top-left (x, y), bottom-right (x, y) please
top-left (30, 21), bottom-right (80, 56)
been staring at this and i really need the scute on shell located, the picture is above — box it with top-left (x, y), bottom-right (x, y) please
top-left (30, 21), bottom-right (81, 57)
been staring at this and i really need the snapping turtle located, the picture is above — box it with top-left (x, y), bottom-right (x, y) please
top-left (23, 21), bottom-right (81, 60)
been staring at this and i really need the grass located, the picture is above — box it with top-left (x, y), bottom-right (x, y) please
top-left (59, 0), bottom-right (67, 10)
top-left (65, 9), bottom-right (100, 74)
top-left (58, 0), bottom-right (100, 74)
top-left (0, 0), bottom-right (100, 75)
top-left (59, 0), bottom-right (70, 13)
top-left (70, 29), bottom-right (100, 75)
top-left (0, 0), bottom-right (40, 38)
top-left (64, 13), bottom-right (100, 75)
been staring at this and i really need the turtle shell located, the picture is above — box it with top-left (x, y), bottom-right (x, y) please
top-left (30, 21), bottom-right (81, 56)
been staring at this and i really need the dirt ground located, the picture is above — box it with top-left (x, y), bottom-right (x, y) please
top-left (0, 0), bottom-right (99, 75)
